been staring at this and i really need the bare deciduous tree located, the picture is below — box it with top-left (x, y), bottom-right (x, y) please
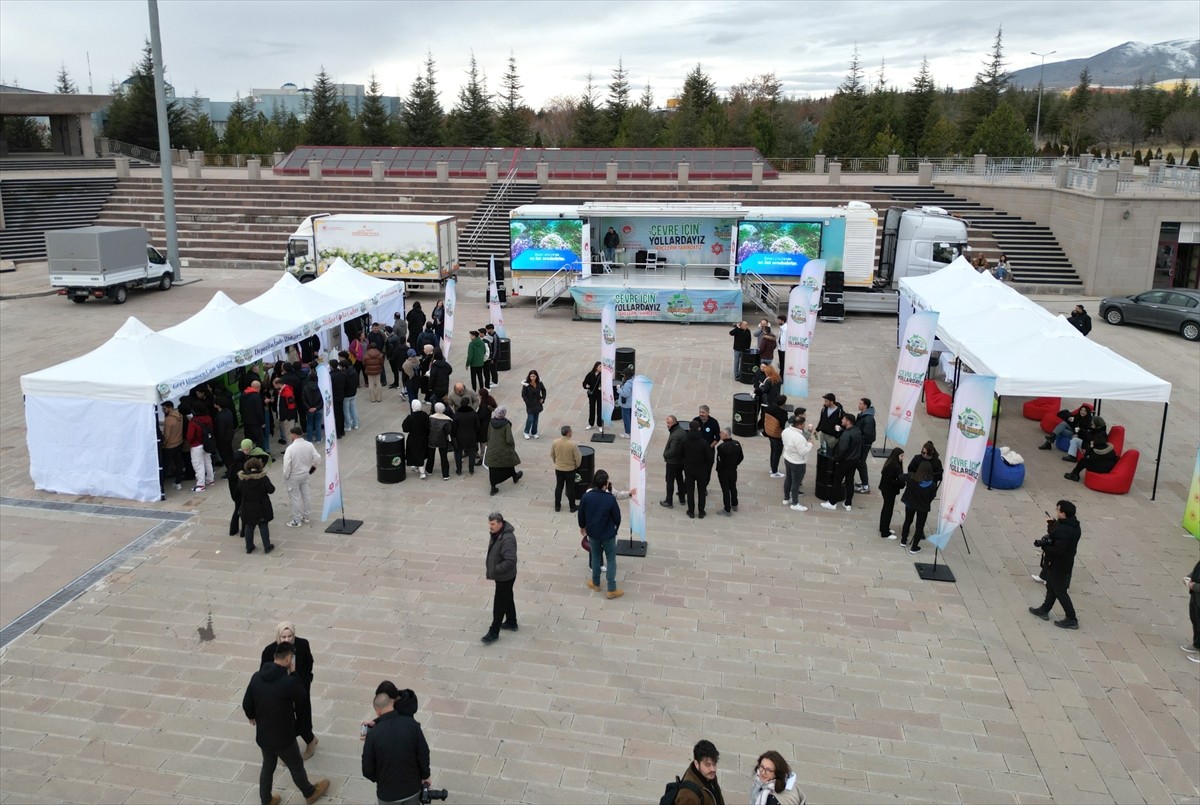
top-left (1162, 109), bottom-right (1200, 163)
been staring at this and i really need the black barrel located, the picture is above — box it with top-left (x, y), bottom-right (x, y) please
top-left (615, 347), bottom-right (636, 377)
top-left (738, 349), bottom-right (760, 384)
top-left (376, 432), bottom-right (406, 484)
top-left (815, 452), bottom-right (836, 501)
top-left (732, 393), bottom-right (758, 437)
top-left (496, 337), bottom-right (512, 371)
top-left (575, 445), bottom-right (596, 498)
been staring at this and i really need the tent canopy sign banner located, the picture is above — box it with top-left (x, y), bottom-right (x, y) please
top-left (570, 286), bottom-right (742, 323)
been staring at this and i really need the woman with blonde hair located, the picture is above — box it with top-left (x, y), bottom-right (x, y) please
top-left (259, 621), bottom-right (318, 759)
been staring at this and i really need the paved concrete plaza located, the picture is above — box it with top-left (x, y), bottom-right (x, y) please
top-left (1, 266), bottom-right (1197, 804)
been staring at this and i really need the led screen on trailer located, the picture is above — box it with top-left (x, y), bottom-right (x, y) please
top-left (736, 221), bottom-right (822, 276)
top-left (510, 218), bottom-right (584, 271)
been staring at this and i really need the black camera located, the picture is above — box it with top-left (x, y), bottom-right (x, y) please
top-left (1033, 537), bottom-right (1052, 548)
top-left (420, 785), bottom-right (448, 803)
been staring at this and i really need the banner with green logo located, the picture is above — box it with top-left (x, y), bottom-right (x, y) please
top-left (1184, 446), bottom-right (1199, 539)
top-left (927, 373), bottom-right (996, 551)
top-left (569, 287), bottom-right (742, 322)
top-left (781, 284), bottom-right (813, 398)
top-left (601, 302), bottom-right (616, 427)
top-left (885, 311), bottom-right (939, 445)
top-left (629, 375), bottom-right (655, 543)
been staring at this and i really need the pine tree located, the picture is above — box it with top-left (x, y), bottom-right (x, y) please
top-left (667, 63), bottom-right (723, 147)
top-left (101, 41), bottom-right (185, 151)
top-left (304, 67), bottom-right (349, 145)
top-left (814, 49), bottom-right (867, 157)
top-left (967, 103), bottom-right (1033, 156)
top-left (958, 28), bottom-right (1009, 147)
top-left (572, 73), bottom-right (609, 147)
top-left (495, 52), bottom-right (530, 147)
top-left (903, 58), bottom-right (935, 155)
top-left (181, 91), bottom-right (219, 152)
top-left (55, 65), bottom-right (77, 94)
top-left (356, 73), bottom-right (394, 146)
top-left (606, 59), bottom-right (631, 143)
top-left (917, 111), bottom-right (959, 157)
top-left (1068, 67), bottom-right (1093, 117)
top-left (2, 116), bottom-right (47, 150)
top-left (621, 83), bottom-right (663, 147)
top-left (401, 54), bottom-right (444, 146)
top-left (447, 53), bottom-right (495, 146)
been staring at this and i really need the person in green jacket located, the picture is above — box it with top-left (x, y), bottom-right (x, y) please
top-left (466, 330), bottom-right (487, 392)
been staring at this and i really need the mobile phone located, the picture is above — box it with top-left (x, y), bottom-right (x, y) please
top-left (361, 723), bottom-right (371, 736)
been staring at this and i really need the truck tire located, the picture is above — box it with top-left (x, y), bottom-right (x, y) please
top-left (158, 273), bottom-right (173, 291)
top-left (72, 296), bottom-right (87, 304)
top-left (112, 286), bottom-right (128, 304)
top-left (299, 274), bottom-right (316, 284)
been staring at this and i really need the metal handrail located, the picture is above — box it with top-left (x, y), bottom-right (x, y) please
top-left (534, 266), bottom-right (573, 316)
top-left (464, 163), bottom-right (521, 250)
top-left (740, 269), bottom-right (781, 315)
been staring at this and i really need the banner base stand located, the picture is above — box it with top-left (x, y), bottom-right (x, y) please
top-left (870, 447), bottom-right (891, 458)
top-left (325, 518), bottom-right (362, 535)
top-left (914, 562), bottom-right (956, 583)
top-left (615, 539), bottom-right (647, 557)
top-left (591, 433), bottom-right (616, 444)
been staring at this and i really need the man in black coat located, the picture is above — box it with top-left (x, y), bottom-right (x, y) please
top-left (240, 380), bottom-right (268, 454)
top-left (822, 412), bottom-right (863, 512)
top-left (660, 415), bottom-right (687, 509)
top-left (242, 642), bottom-right (329, 805)
top-left (817, 393), bottom-right (845, 452)
top-left (362, 690), bottom-right (431, 804)
top-left (1029, 500), bottom-right (1082, 629)
top-left (715, 427), bottom-right (744, 516)
top-left (1068, 305), bottom-right (1092, 336)
top-left (226, 439), bottom-right (254, 536)
top-left (690, 405), bottom-right (721, 447)
top-left (385, 326), bottom-right (404, 389)
top-left (681, 420), bottom-right (715, 519)
top-left (212, 397), bottom-right (237, 474)
top-left (328, 361), bottom-right (347, 439)
top-left (728, 321), bottom-right (752, 380)
top-left (854, 398), bottom-right (877, 494)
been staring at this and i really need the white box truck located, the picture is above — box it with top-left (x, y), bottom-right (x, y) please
top-left (48, 226), bottom-right (175, 304)
top-left (285, 213), bottom-right (458, 293)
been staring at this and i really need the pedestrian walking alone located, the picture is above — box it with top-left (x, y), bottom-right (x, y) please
top-left (481, 511), bottom-right (518, 644)
top-left (1028, 500), bottom-right (1082, 629)
top-left (521, 370), bottom-right (547, 439)
top-left (551, 425), bottom-right (582, 513)
top-left (486, 406), bottom-right (523, 495)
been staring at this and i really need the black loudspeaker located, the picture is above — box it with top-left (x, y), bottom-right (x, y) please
top-left (820, 302), bottom-right (845, 322)
top-left (824, 271), bottom-right (844, 293)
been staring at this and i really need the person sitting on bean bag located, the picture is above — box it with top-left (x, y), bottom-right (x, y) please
top-left (1064, 418), bottom-right (1118, 482)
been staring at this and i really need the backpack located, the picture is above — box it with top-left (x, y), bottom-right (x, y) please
top-left (198, 422), bottom-right (218, 455)
top-left (658, 777), bottom-right (703, 805)
top-left (278, 383), bottom-right (297, 413)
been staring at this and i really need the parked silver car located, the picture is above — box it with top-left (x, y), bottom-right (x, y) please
top-left (1099, 289), bottom-right (1200, 341)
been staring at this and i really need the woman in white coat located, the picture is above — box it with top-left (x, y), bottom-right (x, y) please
top-left (750, 750), bottom-right (805, 805)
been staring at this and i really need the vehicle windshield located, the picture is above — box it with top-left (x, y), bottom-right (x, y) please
top-left (932, 243), bottom-right (965, 264)
top-left (146, 246), bottom-right (166, 265)
top-left (288, 240), bottom-right (309, 257)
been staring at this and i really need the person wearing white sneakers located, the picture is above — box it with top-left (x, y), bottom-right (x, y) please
top-left (521, 370), bottom-right (547, 440)
top-left (582, 361), bottom-right (603, 431)
top-left (282, 427), bottom-right (320, 527)
top-left (1185, 561), bottom-right (1200, 663)
top-left (877, 447), bottom-right (905, 539)
top-left (781, 414), bottom-right (816, 511)
top-left (821, 412), bottom-right (862, 512)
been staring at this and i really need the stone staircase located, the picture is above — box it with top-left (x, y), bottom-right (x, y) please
top-left (0, 176), bottom-right (119, 261)
top-left (459, 182), bottom-right (540, 268)
top-left (875, 185), bottom-right (1082, 286)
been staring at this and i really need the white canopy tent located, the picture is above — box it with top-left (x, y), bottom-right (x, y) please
top-left (307, 258), bottom-right (406, 330)
top-left (899, 258), bottom-right (1173, 497)
top-left (22, 266), bottom-right (406, 502)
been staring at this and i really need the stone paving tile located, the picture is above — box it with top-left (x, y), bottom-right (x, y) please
top-left (2, 269), bottom-right (1199, 803)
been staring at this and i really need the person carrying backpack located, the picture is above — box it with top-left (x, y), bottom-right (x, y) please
top-left (661, 739), bottom-right (725, 805)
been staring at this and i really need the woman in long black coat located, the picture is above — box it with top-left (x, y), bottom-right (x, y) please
top-left (237, 458), bottom-right (274, 554)
top-left (406, 301), bottom-right (426, 346)
top-left (259, 621), bottom-right (318, 759)
top-left (402, 399), bottom-right (431, 479)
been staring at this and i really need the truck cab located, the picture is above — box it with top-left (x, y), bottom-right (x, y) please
top-left (881, 206), bottom-right (970, 285)
top-left (284, 213), bottom-right (328, 280)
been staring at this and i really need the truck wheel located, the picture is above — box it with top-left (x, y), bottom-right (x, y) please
top-left (72, 296), bottom-right (87, 304)
top-left (299, 274), bottom-right (315, 284)
top-left (159, 273), bottom-right (173, 291)
top-left (112, 286), bottom-right (128, 304)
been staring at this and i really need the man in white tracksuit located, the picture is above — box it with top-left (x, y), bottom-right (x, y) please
top-left (282, 426), bottom-right (321, 527)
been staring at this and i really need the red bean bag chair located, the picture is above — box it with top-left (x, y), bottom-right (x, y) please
top-left (1084, 449), bottom-right (1138, 495)
top-left (1023, 397), bottom-right (1061, 421)
top-left (924, 378), bottom-right (952, 419)
top-left (1106, 425), bottom-right (1125, 456)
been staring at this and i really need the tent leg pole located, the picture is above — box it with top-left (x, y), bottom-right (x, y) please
top-left (987, 395), bottom-right (1001, 491)
top-left (959, 524), bottom-right (971, 555)
top-left (1151, 402), bottom-right (1168, 501)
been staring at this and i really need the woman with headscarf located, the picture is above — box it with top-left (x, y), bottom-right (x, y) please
top-left (259, 621), bottom-right (318, 759)
top-left (486, 405), bottom-right (523, 495)
top-left (402, 399), bottom-right (431, 480)
top-left (427, 402), bottom-right (455, 480)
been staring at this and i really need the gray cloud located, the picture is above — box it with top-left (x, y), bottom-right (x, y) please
top-left (1, 0), bottom-right (1195, 106)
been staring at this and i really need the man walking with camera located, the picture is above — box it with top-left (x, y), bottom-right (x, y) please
top-left (362, 689), bottom-right (433, 804)
top-left (1029, 500), bottom-right (1081, 630)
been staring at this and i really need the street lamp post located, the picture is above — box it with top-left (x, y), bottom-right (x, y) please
top-left (1031, 50), bottom-right (1056, 153)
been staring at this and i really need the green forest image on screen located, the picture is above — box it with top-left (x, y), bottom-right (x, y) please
top-left (510, 218), bottom-right (584, 267)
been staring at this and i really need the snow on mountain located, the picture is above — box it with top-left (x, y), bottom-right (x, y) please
top-left (1007, 39), bottom-right (1198, 89)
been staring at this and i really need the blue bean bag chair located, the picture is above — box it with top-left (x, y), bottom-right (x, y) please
top-left (981, 445), bottom-right (1025, 490)
top-left (1055, 432), bottom-right (1072, 452)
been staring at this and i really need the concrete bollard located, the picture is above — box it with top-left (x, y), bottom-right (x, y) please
top-left (193, 150), bottom-right (204, 166)
top-left (485, 161), bottom-right (499, 183)
top-left (814, 154), bottom-right (825, 174)
top-left (751, 162), bottom-right (763, 185)
top-left (371, 160), bottom-right (385, 182)
top-left (677, 162), bottom-right (689, 187)
top-left (436, 161), bottom-right (449, 183)
top-left (247, 158), bottom-right (261, 181)
top-left (187, 158), bottom-right (201, 179)
top-left (1055, 164), bottom-right (1069, 188)
top-left (307, 159), bottom-right (322, 181)
top-left (887, 154), bottom-right (899, 175)
top-left (973, 153), bottom-right (987, 174)
top-left (536, 162), bottom-right (549, 183)
top-left (1118, 156), bottom-right (1134, 174)
top-left (1148, 158), bottom-right (1165, 178)
top-left (273, 151), bottom-right (285, 168)
top-left (827, 162), bottom-right (842, 185)
top-left (917, 162), bottom-right (933, 185)
top-left (606, 162), bottom-right (618, 185)
top-left (114, 157), bottom-right (131, 178)
top-left (1079, 154), bottom-right (1092, 170)
top-left (1094, 167), bottom-right (1118, 196)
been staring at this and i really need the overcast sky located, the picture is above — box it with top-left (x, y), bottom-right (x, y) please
top-left (2, 0), bottom-right (1197, 107)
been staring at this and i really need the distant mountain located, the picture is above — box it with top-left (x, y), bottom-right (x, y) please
top-left (1008, 39), bottom-right (1198, 89)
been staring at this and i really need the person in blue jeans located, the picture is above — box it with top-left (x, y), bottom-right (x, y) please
top-left (617, 369), bottom-right (634, 438)
top-left (301, 374), bottom-right (323, 444)
top-left (520, 370), bottom-right (547, 439)
top-left (578, 470), bottom-right (624, 599)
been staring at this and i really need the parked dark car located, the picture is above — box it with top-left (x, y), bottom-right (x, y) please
top-left (1099, 289), bottom-right (1200, 341)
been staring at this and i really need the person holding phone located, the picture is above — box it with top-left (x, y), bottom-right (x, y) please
top-left (1185, 560), bottom-right (1200, 663)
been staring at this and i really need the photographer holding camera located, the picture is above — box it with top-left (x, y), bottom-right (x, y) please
top-left (362, 689), bottom-right (442, 804)
top-left (1028, 500), bottom-right (1081, 630)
